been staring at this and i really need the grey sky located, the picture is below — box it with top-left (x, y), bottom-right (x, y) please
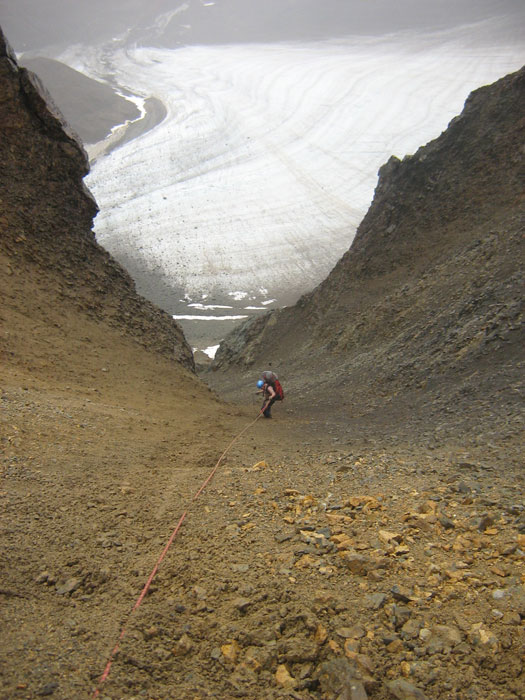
top-left (2, 0), bottom-right (524, 53)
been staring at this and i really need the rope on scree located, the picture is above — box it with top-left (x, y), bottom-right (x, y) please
top-left (92, 403), bottom-right (269, 698)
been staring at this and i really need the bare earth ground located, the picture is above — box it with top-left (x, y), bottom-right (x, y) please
top-left (1, 270), bottom-right (524, 700)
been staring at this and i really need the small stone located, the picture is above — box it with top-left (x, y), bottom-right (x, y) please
top-left (400, 619), bottom-right (422, 640)
top-left (331, 533), bottom-right (354, 550)
top-left (391, 585), bottom-right (412, 603)
top-left (477, 514), bottom-right (494, 532)
top-left (387, 678), bottom-right (430, 699)
top-left (275, 663), bottom-right (296, 688)
top-left (502, 611), bottom-right (521, 625)
top-left (315, 623), bottom-right (328, 644)
top-left (468, 623), bottom-right (500, 651)
top-left (221, 640), bottom-right (241, 663)
top-left (172, 633), bottom-right (193, 656)
top-left (275, 530), bottom-right (294, 543)
top-left (36, 571), bottom-right (50, 584)
top-left (438, 514), bottom-right (455, 529)
top-left (295, 553), bottom-right (316, 568)
top-left (283, 639), bottom-right (318, 663)
top-left (232, 597), bottom-right (251, 612)
top-left (418, 628), bottom-right (431, 642)
top-left (379, 530), bottom-right (403, 545)
top-left (192, 585), bottom-right (207, 600)
top-left (341, 553), bottom-right (381, 575)
top-left (400, 661), bottom-right (411, 677)
top-left (343, 639), bottom-right (361, 654)
top-left (424, 625), bottom-right (462, 653)
top-left (318, 658), bottom-right (369, 699)
top-left (366, 593), bottom-right (387, 610)
top-left (56, 578), bottom-right (81, 595)
top-left (344, 649), bottom-right (374, 675)
top-left (36, 683), bottom-right (59, 697)
top-left (337, 624), bottom-right (366, 639)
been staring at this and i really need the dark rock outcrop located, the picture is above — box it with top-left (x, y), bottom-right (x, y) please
top-left (211, 67), bottom-right (524, 437)
top-left (0, 27), bottom-right (194, 370)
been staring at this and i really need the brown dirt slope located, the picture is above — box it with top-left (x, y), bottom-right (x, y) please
top-left (1, 27), bottom-right (524, 700)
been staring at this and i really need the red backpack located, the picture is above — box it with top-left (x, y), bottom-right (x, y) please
top-left (262, 371), bottom-right (284, 400)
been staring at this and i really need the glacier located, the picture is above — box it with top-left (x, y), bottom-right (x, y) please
top-left (56, 22), bottom-right (525, 350)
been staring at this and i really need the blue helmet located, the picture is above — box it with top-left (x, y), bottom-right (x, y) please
top-left (257, 380), bottom-right (264, 388)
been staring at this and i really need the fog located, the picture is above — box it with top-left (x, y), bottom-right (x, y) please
top-left (2, 0), bottom-right (525, 52)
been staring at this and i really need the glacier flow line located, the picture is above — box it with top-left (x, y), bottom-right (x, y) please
top-left (92, 405), bottom-right (269, 698)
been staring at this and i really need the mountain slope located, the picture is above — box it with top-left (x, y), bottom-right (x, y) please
top-left (1, 25), bottom-right (524, 700)
top-left (0, 29), bottom-right (193, 369)
top-left (210, 67), bottom-right (524, 445)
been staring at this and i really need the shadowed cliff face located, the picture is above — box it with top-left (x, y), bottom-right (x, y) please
top-left (0, 28), bottom-right (194, 370)
top-left (210, 67), bottom-right (524, 440)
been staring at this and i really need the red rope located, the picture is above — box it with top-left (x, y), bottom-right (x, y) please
top-left (92, 408), bottom-right (265, 697)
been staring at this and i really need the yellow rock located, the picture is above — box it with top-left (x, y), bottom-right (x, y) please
top-left (319, 566), bottom-right (335, 575)
top-left (400, 661), bottom-right (411, 677)
top-left (331, 533), bottom-right (351, 544)
top-left (394, 545), bottom-right (411, 555)
top-left (326, 513), bottom-right (355, 525)
top-left (275, 664), bottom-right (296, 688)
top-left (294, 554), bottom-right (316, 569)
top-left (331, 533), bottom-right (354, 550)
top-left (302, 494), bottom-right (317, 507)
top-left (221, 640), bottom-right (241, 663)
top-left (251, 461), bottom-right (268, 470)
top-left (315, 623), bottom-right (328, 644)
top-left (379, 530), bottom-right (403, 544)
top-left (328, 639), bottom-right (342, 654)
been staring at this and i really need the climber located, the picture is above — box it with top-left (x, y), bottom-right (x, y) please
top-left (256, 370), bottom-right (284, 418)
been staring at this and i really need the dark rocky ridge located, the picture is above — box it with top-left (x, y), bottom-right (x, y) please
top-left (0, 28), bottom-right (193, 370)
top-left (210, 67), bottom-right (524, 445)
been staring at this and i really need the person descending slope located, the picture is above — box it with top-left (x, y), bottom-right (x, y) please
top-left (256, 370), bottom-right (284, 418)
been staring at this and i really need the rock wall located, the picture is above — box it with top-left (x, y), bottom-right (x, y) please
top-left (0, 27), bottom-right (194, 370)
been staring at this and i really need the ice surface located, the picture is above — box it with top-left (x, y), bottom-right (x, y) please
top-left (56, 23), bottom-right (525, 348)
